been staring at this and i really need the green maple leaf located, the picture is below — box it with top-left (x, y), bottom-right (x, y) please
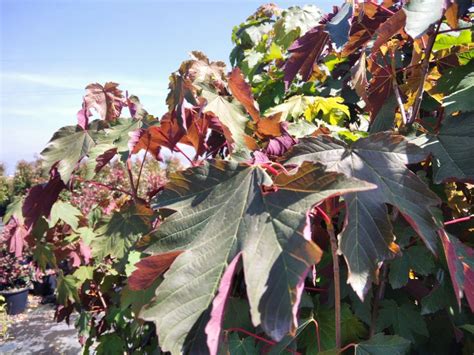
top-left (226, 333), bottom-right (259, 355)
top-left (315, 303), bottom-right (367, 351)
top-left (3, 196), bottom-right (24, 224)
top-left (57, 274), bottom-right (80, 305)
top-left (202, 89), bottom-right (251, 151)
top-left (285, 133), bottom-right (442, 298)
top-left (92, 202), bottom-right (153, 260)
top-left (376, 300), bottom-right (428, 343)
top-left (389, 246), bottom-right (435, 289)
top-left (49, 200), bottom-right (82, 230)
top-left (41, 120), bottom-right (106, 183)
top-left (140, 160), bottom-right (374, 354)
top-left (435, 60), bottom-right (474, 115)
top-left (414, 112), bottom-right (474, 183)
top-left (96, 117), bottom-right (142, 153)
top-left (264, 95), bottom-right (312, 121)
top-left (355, 333), bottom-right (411, 354)
top-left (96, 333), bottom-right (125, 355)
top-left (274, 5), bottom-right (323, 48)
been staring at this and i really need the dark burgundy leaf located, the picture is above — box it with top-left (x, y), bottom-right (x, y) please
top-left (342, 2), bottom-right (391, 56)
top-left (284, 26), bottom-right (329, 89)
top-left (22, 173), bottom-right (65, 228)
top-left (128, 251), bottom-right (183, 291)
top-left (371, 10), bottom-right (407, 55)
top-left (367, 64), bottom-right (394, 121)
top-left (265, 124), bottom-right (297, 156)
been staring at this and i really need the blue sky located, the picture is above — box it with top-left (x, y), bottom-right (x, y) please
top-left (0, 0), bottom-right (332, 174)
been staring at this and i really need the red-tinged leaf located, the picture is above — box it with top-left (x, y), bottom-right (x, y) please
top-left (96, 148), bottom-right (118, 174)
top-left (371, 10), bottom-right (406, 55)
top-left (167, 51), bottom-right (226, 129)
top-left (126, 94), bottom-right (148, 119)
top-left (22, 173), bottom-right (65, 229)
top-left (228, 68), bottom-right (260, 122)
top-left (79, 240), bottom-right (92, 265)
top-left (167, 73), bottom-right (196, 130)
top-left (265, 124), bottom-right (296, 156)
top-left (205, 252), bottom-right (242, 355)
top-left (2, 217), bottom-right (28, 257)
top-left (464, 263), bottom-right (474, 311)
top-left (179, 111), bottom-right (218, 157)
top-left (77, 99), bottom-right (91, 130)
top-left (367, 64), bottom-right (394, 121)
top-left (252, 151), bottom-right (271, 164)
top-left (284, 25), bottom-right (329, 89)
top-left (351, 52), bottom-right (368, 101)
top-left (256, 113), bottom-right (283, 138)
top-left (132, 112), bottom-right (185, 155)
top-left (85, 82), bottom-right (124, 121)
top-left (128, 251), bottom-right (183, 291)
top-left (342, 2), bottom-right (391, 56)
top-left (439, 230), bottom-right (474, 312)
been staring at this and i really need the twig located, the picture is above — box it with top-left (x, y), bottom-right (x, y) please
top-left (311, 319), bottom-right (322, 353)
top-left (327, 223), bottom-right (341, 350)
top-left (75, 177), bottom-right (133, 196)
top-left (135, 140), bottom-right (150, 190)
top-left (98, 290), bottom-right (108, 311)
top-left (369, 263), bottom-right (388, 337)
top-left (407, 20), bottom-right (443, 125)
top-left (391, 52), bottom-right (408, 126)
top-left (126, 158), bottom-right (138, 201)
top-left (269, 161), bottom-right (290, 174)
top-left (437, 27), bottom-right (471, 34)
top-left (304, 286), bottom-right (328, 292)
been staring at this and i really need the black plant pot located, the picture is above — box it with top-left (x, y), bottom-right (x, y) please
top-left (33, 275), bottom-right (54, 296)
top-left (1, 286), bottom-right (29, 315)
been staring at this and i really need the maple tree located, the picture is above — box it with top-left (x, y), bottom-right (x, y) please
top-left (1, 1), bottom-right (474, 354)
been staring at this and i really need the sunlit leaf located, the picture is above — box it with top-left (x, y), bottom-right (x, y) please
top-left (414, 112), bottom-right (474, 183)
top-left (403, 0), bottom-right (445, 39)
top-left (140, 160), bottom-right (374, 353)
top-left (285, 133), bottom-right (442, 298)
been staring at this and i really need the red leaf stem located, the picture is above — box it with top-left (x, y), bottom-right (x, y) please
top-left (315, 205), bottom-right (332, 225)
top-left (444, 215), bottom-right (473, 226)
top-left (225, 328), bottom-right (301, 354)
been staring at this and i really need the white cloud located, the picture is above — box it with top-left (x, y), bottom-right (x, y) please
top-left (0, 70), bottom-right (170, 174)
top-left (0, 71), bottom-right (169, 99)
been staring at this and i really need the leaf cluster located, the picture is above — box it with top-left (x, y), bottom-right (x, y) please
top-left (2, 1), bottom-right (474, 354)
